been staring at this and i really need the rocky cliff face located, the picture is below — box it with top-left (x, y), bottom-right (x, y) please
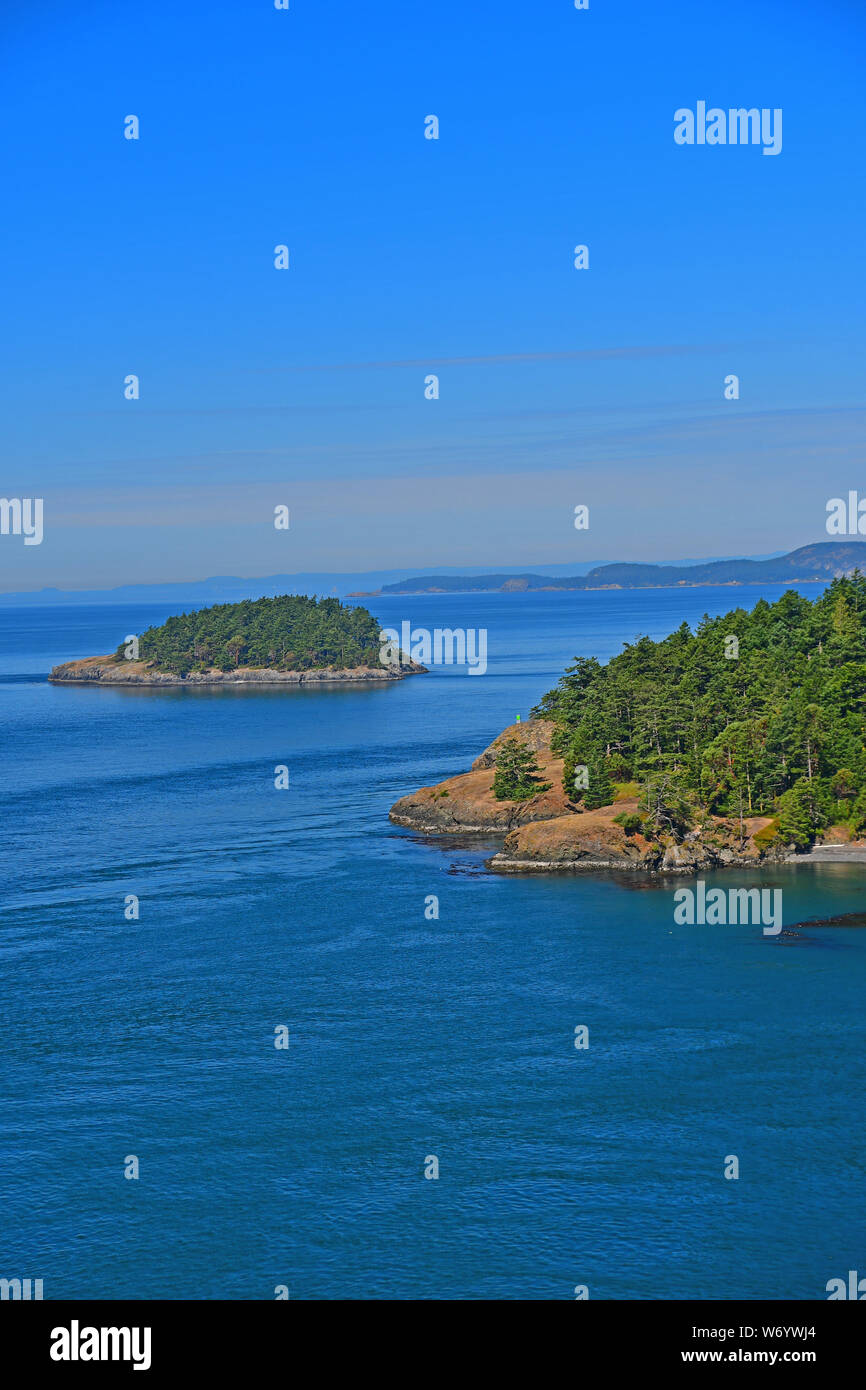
top-left (389, 718), bottom-right (783, 872)
top-left (488, 806), bottom-right (778, 873)
top-left (49, 655), bottom-right (426, 685)
top-left (389, 720), bottom-right (573, 832)
top-left (469, 719), bottom-right (557, 770)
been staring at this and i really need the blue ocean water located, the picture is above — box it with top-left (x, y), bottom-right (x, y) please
top-left (1, 585), bottom-right (864, 1301)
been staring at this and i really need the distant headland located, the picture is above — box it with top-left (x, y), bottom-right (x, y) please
top-left (360, 542), bottom-right (866, 596)
top-left (49, 594), bottom-right (425, 687)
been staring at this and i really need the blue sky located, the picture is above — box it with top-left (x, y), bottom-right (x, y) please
top-left (1, 0), bottom-right (864, 590)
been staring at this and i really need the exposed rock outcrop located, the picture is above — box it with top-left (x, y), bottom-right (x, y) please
top-left (49, 655), bottom-right (426, 686)
top-left (487, 805), bottom-right (779, 873)
top-left (470, 719), bottom-right (557, 769)
top-left (389, 720), bottom-right (573, 833)
top-left (389, 719), bottom-right (788, 873)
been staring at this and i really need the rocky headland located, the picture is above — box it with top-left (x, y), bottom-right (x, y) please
top-left (389, 719), bottom-right (805, 873)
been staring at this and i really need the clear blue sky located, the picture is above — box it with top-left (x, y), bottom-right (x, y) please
top-left (1, 0), bottom-right (864, 590)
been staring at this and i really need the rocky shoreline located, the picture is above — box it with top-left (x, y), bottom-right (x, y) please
top-left (49, 654), bottom-right (427, 686)
top-left (389, 719), bottom-right (858, 874)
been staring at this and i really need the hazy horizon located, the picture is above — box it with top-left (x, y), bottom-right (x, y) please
top-left (0, 542), bottom-right (832, 602)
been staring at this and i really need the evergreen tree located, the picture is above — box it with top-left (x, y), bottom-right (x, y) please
top-left (493, 738), bottom-right (552, 802)
top-left (532, 577), bottom-right (866, 833)
top-left (583, 756), bottom-right (614, 810)
top-left (564, 750), bottom-right (614, 809)
top-left (777, 777), bottom-right (831, 848)
top-left (115, 594), bottom-right (386, 675)
top-left (639, 771), bottom-right (692, 836)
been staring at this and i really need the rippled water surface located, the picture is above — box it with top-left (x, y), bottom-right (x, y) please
top-left (2, 586), bottom-right (864, 1299)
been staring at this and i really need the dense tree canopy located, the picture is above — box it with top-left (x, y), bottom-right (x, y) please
top-left (533, 578), bottom-right (866, 845)
top-left (117, 595), bottom-right (384, 675)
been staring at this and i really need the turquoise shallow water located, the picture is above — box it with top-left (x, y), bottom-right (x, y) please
top-left (1, 585), bottom-right (864, 1300)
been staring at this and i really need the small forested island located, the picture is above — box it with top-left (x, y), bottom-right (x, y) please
top-left (390, 579), bottom-right (866, 871)
top-left (49, 594), bottom-right (424, 686)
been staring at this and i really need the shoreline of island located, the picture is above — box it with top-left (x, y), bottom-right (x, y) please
top-left (388, 719), bottom-right (866, 875)
top-left (49, 655), bottom-right (426, 686)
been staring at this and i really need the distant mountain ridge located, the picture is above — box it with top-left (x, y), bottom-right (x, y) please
top-left (0, 547), bottom-right (837, 606)
top-left (0, 562), bottom-right (609, 607)
top-left (378, 544), bottom-right (866, 594)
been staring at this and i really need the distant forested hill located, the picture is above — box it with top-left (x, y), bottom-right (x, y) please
top-left (533, 578), bottom-right (866, 847)
top-left (380, 542), bottom-right (866, 594)
top-left (116, 595), bottom-right (384, 675)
